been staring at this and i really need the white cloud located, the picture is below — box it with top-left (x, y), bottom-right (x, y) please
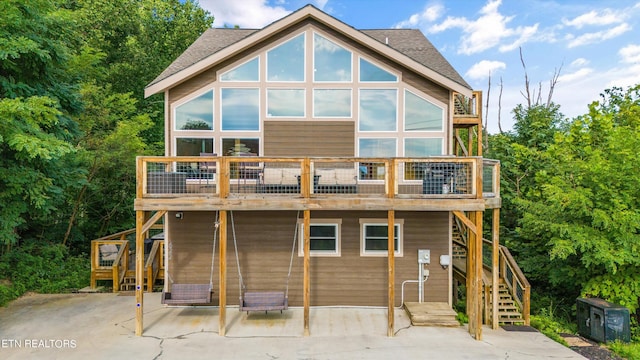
top-left (557, 68), bottom-right (594, 83)
top-left (427, 0), bottom-right (539, 55)
top-left (562, 9), bottom-right (623, 29)
top-left (201, 0), bottom-right (291, 28)
top-left (567, 23), bottom-right (631, 48)
top-left (465, 60), bottom-right (506, 80)
top-left (619, 44), bottom-right (640, 64)
top-left (570, 58), bottom-right (589, 67)
top-left (393, 3), bottom-right (444, 28)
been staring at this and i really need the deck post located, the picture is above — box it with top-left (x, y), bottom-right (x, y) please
top-left (387, 209), bottom-right (395, 337)
top-left (492, 208), bottom-right (500, 329)
top-left (219, 210), bottom-right (227, 336)
top-left (474, 211), bottom-right (483, 340)
top-left (135, 210), bottom-right (145, 336)
top-left (303, 209), bottom-right (310, 336)
top-left (466, 211), bottom-right (476, 338)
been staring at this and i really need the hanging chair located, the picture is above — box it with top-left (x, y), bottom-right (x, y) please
top-left (162, 212), bottom-right (218, 305)
top-left (231, 210), bottom-right (298, 314)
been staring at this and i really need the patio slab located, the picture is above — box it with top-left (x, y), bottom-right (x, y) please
top-left (0, 292), bottom-right (585, 359)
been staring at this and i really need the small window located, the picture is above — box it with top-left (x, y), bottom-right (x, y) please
top-left (220, 57), bottom-right (259, 82)
top-left (221, 88), bottom-right (259, 131)
top-left (313, 89), bottom-right (351, 117)
top-left (359, 58), bottom-right (397, 82)
top-left (359, 89), bottom-right (397, 131)
top-left (298, 220), bottom-right (341, 257)
top-left (175, 89), bottom-right (214, 131)
top-left (267, 89), bottom-right (305, 117)
top-left (360, 220), bottom-right (403, 257)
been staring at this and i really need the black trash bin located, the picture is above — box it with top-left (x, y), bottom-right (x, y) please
top-left (577, 297), bottom-right (630, 343)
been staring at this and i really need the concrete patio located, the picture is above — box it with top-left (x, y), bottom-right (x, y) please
top-left (0, 292), bottom-right (585, 359)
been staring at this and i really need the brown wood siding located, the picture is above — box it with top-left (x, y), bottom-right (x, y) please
top-left (264, 121), bottom-right (355, 157)
top-left (167, 210), bottom-right (449, 306)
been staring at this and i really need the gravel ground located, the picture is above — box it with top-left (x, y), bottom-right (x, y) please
top-left (561, 333), bottom-right (625, 360)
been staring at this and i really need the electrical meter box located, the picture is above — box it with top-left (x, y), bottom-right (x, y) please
top-left (417, 249), bottom-right (430, 264)
top-left (577, 298), bottom-right (630, 343)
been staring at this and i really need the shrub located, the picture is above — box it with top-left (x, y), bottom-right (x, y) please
top-left (0, 242), bottom-right (90, 305)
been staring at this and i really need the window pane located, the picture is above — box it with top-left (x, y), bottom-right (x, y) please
top-left (267, 34), bottom-right (305, 81)
top-left (222, 138), bottom-right (259, 156)
top-left (405, 90), bottom-right (443, 131)
top-left (314, 33), bottom-right (351, 82)
top-left (310, 225), bottom-right (337, 251)
top-left (221, 88), bottom-right (259, 131)
top-left (314, 89), bottom-right (351, 117)
top-left (221, 57), bottom-right (259, 82)
top-left (364, 225), bottom-right (399, 251)
top-left (175, 90), bottom-right (213, 130)
top-left (310, 225), bottom-right (336, 237)
top-left (267, 89), bottom-right (305, 117)
top-left (405, 138), bottom-right (443, 157)
top-left (359, 58), bottom-right (397, 82)
top-left (176, 138), bottom-right (214, 156)
top-left (359, 138), bottom-right (396, 157)
top-left (359, 89), bottom-right (397, 131)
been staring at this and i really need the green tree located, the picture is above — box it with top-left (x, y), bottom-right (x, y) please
top-left (0, 0), bottom-right (82, 245)
top-left (517, 85), bottom-right (640, 315)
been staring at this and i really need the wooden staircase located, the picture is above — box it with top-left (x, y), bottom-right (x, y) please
top-left (492, 283), bottom-right (525, 325)
top-left (452, 218), bottom-right (530, 326)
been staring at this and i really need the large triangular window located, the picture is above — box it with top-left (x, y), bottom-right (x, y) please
top-left (220, 57), bottom-right (259, 82)
top-left (313, 33), bottom-right (352, 82)
top-left (267, 33), bottom-right (305, 82)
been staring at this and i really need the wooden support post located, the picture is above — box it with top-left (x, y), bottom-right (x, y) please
top-left (387, 209), bottom-right (395, 337)
top-left (466, 212), bottom-right (476, 338)
top-left (474, 211), bottom-right (483, 340)
top-left (303, 210), bottom-right (310, 336)
top-left (476, 91), bottom-right (483, 157)
top-left (135, 210), bottom-right (145, 336)
top-left (492, 208), bottom-right (500, 329)
top-left (219, 210), bottom-right (227, 336)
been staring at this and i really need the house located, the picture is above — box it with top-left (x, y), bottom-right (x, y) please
top-left (133, 5), bottom-right (527, 340)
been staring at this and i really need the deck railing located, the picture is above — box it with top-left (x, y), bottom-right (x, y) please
top-left (144, 240), bottom-right (164, 292)
top-left (453, 91), bottom-right (481, 118)
top-left (137, 156), bottom-right (499, 200)
top-left (90, 239), bottom-right (129, 292)
top-left (500, 246), bottom-right (531, 325)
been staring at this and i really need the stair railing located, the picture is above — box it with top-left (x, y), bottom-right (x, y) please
top-left (499, 245), bottom-right (530, 325)
top-left (144, 240), bottom-right (164, 292)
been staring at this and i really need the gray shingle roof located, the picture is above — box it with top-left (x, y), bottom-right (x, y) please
top-left (361, 29), bottom-right (470, 89)
top-left (147, 11), bottom-right (470, 91)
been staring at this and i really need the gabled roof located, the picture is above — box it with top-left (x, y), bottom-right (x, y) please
top-left (145, 5), bottom-right (471, 98)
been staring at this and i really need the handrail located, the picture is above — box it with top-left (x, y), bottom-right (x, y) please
top-left (144, 240), bottom-right (163, 292)
top-left (451, 219), bottom-right (530, 325)
top-left (138, 156), bottom-right (499, 200)
top-left (111, 241), bottom-right (129, 293)
top-left (499, 245), bottom-right (531, 325)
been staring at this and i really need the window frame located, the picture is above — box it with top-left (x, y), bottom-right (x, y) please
top-left (266, 88), bottom-right (306, 118)
top-left (358, 88), bottom-right (398, 132)
top-left (220, 87), bottom-right (260, 132)
top-left (358, 56), bottom-right (399, 83)
top-left (403, 89), bottom-right (444, 132)
top-left (298, 219), bottom-right (342, 257)
top-left (360, 219), bottom-right (403, 257)
top-left (312, 32), bottom-right (353, 83)
top-left (313, 88), bottom-right (352, 118)
top-left (266, 33), bottom-right (306, 83)
top-left (173, 87), bottom-right (215, 132)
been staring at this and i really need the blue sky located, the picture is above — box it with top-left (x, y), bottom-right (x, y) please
top-left (199, 0), bottom-right (640, 133)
